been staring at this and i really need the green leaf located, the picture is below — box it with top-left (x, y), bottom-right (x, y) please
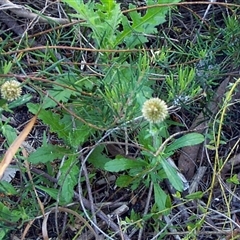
top-left (205, 144), bottom-right (216, 150)
top-left (99, 0), bottom-right (115, 13)
top-left (27, 103), bottom-right (69, 141)
top-left (36, 157), bottom-right (79, 205)
top-left (104, 158), bottom-right (147, 172)
top-left (68, 125), bottom-right (93, 148)
top-left (35, 186), bottom-right (59, 200)
top-left (0, 181), bottom-right (17, 195)
top-left (227, 174), bottom-right (240, 185)
top-left (116, 0), bottom-right (180, 47)
top-left (8, 94), bottom-right (32, 109)
top-left (161, 158), bottom-right (183, 191)
top-left (58, 156), bottom-right (79, 204)
top-left (116, 175), bottom-right (133, 187)
top-left (165, 133), bottom-right (204, 152)
top-left (142, 213), bottom-right (155, 221)
top-left (0, 229), bottom-right (9, 240)
top-left (0, 202), bottom-right (21, 222)
top-left (153, 183), bottom-right (168, 212)
top-left (88, 146), bottom-right (111, 169)
top-left (42, 86), bottom-right (73, 109)
top-left (96, 0), bottom-right (122, 48)
top-left (63, 0), bottom-right (122, 49)
top-left (0, 99), bottom-right (7, 108)
top-left (2, 61), bottom-right (13, 74)
top-left (185, 191), bottom-right (204, 200)
top-left (28, 144), bottom-right (71, 164)
top-left (1, 124), bottom-right (17, 145)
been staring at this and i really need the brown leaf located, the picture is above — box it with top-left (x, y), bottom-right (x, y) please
top-left (0, 115), bottom-right (37, 179)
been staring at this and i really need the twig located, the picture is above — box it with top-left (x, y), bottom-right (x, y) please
top-left (188, 166), bottom-right (207, 194)
top-left (150, 211), bottom-right (183, 240)
top-left (138, 181), bottom-right (153, 240)
top-left (192, 0), bottom-right (216, 43)
top-left (164, 178), bottom-right (189, 221)
top-left (0, 0), bottom-right (71, 24)
top-left (30, 167), bottom-right (131, 240)
top-left (163, 215), bottom-right (181, 240)
top-left (41, 206), bottom-right (98, 240)
top-left (81, 159), bottom-right (99, 236)
top-left (221, 152), bottom-right (240, 176)
top-left (178, 77), bottom-right (230, 179)
top-left (77, 190), bottom-right (131, 240)
top-left (0, 11), bottom-right (24, 35)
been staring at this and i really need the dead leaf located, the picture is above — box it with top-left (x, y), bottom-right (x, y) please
top-left (0, 115), bottom-right (37, 180)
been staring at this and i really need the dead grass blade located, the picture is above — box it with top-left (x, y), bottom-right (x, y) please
top-left (42, 207), bottom-right (98, 240)
top-left (0, 115), bottom-right (37, 179)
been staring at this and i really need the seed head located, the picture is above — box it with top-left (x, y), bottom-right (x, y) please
top-left (142, 98), bottom-right (168, 123)
top-left (1, 80), bottom-right (22, 101)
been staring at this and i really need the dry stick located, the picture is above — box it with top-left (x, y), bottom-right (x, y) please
top-left (31, 168), bottom-right (131, 240)
top-left (0, 10), bottom-right (74, 73)
top-left (207, 206), bottom-right (240, 229)
top-left (192, 0), bottom-right (216, 43)
top-left (77, 123), bottom-right (142, 240)
top-left (163, 215), bottom-right (181, 240)
top-left (24, 84), bottom-right (104, 130)
top-left (58, 207), bottom-right (98, 239)
top-left (41, 207), bottom-right (98, 240)
top-left (81, 157), bottom-right (99, 236)
top-left (217, 178), bottom-right (240, 203)
top-left (24, 159), bottom-right (45, 216)
top-left (121, 1), bottom-right (237, 14)
top-left (77, 191), bottom-right (131, 240)
top-left (150, 211), bottom-right (183, 240)
top-left (138, 181), bottom-right (153, 240)
top-left (0, 0), bottom-right (71, 24)
top-left (54, 155), bottom-right (67, 238)
top-left (1, 0), bottom-right (235, 26)
top-left (222, 153), bottom-right (240, 176)
top-left (21, 147), bottom-right (47, 239)
top-left (164, 178), bottom-right (189, 221)
top-left (188, 166), bottom-right (207, 194)
top-left (0, 10), bottom-right (25, 36)
top-left (204, 83), bottom-right (240, 180)
top-left (2, 45), bottom-right (147, 56)
top-left (20, 219), bottom-right (35, 240)
top-left (178, 77), bottom-right (230, 180)
top-left (159, 230), bottom-right (236, 236)
top-left (78, 160), bottom-right (121, 240)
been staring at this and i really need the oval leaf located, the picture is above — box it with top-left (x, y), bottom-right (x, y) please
top-left (185, 191), bottom-right (203, 200)
top-left (28, 144), bottom-right (71, 164)
top-left (161, 158), bottom-right (183, 191)
top-left (104, 158), bottom-right (147, 172)
top-left (166, 133), bottom-right (204, 152)
top-left (116, 175), bottom-right (133, 187)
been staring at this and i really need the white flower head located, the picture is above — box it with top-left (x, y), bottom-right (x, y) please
top-left (142, 98), bottom-right (168, 123)
top-left (1, 80), bottom-right (22, 101)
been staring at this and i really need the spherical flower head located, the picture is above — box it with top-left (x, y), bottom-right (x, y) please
top-left (1, 80), bottom-right (22, 101)
top-left (142, 98), bottom-right (168, 123)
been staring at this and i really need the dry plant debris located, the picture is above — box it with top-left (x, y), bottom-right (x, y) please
top-left (1, 0), bottom-right (240, 240)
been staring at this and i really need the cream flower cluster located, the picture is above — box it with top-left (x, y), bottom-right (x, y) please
top-left (142, 98), bottom-right (168, 123)
top-left (1, 80), bottom-right (22, 101)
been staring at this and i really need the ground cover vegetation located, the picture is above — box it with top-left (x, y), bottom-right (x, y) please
top-left (0, 0), bottom-right (240, 239)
